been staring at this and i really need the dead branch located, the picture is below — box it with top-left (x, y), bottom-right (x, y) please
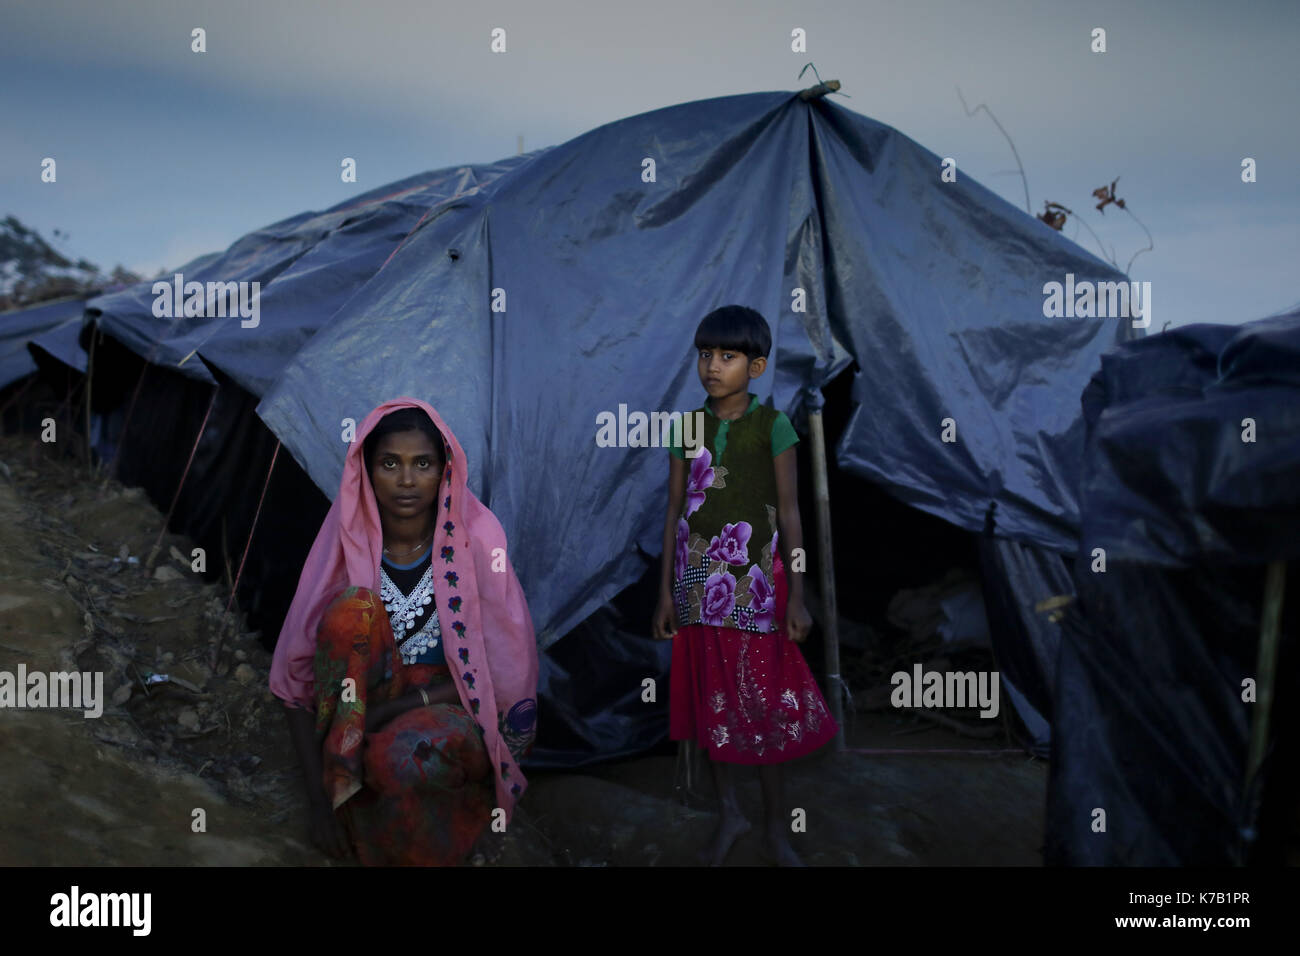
top-left (957, 87), bottom-right (1030, 214)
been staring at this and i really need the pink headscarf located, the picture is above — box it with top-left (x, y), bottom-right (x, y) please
top-left (269, 397), bottom-right (538, 819)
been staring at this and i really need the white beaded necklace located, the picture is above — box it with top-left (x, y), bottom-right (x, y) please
top-left (380, 561), bottom-right (441, 664)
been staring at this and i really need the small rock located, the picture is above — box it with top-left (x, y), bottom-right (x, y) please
top-left (118, 544), bottom-right (129, 561)
top-left (177, 708), bottom-right (200, 731)
top-left (111, 683), bottom-right (133, 705)
top-left (161, 651), bottom-right (175, 664)
top-left (233, 663), bottom-right (257, 686)
top-left (234, 649), bottom-right (247, 661)
top-left (237, 754), bottom-right (262, 774)
top-left (154, 566), bottom-right (183, 583)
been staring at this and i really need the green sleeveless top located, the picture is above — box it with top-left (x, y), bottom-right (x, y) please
top-left (668, 393), bottom-right (798, 632)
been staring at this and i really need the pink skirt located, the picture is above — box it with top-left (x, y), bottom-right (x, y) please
top-left (669, 560), bottom-right (837, 764)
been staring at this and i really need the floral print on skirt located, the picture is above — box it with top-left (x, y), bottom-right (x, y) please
top-left (313, 585), bottom-right (493, 865)
top-left (669, 558), bottom-right (837, 764)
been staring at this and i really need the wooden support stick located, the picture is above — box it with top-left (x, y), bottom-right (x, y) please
top-left (1243, 560), bottom-right (1286, 825)
top-left (808, 409), bottom-right (846, 751)
top-left (799, 79), bottom-right (841, 101)
top-left (83, 325), bottom-right (97, 475)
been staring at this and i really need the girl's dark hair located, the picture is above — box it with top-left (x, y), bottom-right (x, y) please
top-left (693, 305), bottom-right (772, 361)
top-left (363, 407), bottom-right (445, 474)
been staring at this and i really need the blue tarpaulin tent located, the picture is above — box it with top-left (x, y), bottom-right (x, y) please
top-left (255, 90), bottom-right (1134, 653)
top-left (1048, 305), bottom-right (1300, 865)
top-left (10, 89), bottom-right (1143, 770)
top-left (84, 157), bottom-right (534, 394)
top-left (0, 295), bottom-right (90, 389)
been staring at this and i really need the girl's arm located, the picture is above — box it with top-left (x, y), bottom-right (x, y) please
top-left (773, 446), bottom-right (812, 642)
top-left (653, 454), bottom-right (688, 638)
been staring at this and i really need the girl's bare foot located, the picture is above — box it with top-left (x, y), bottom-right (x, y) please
top-left (699, 812), bottom-right (751, 866)
top-left (762, 828), bottom-right (805, 867)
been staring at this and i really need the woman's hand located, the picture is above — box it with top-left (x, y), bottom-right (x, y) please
top-left (310, 798), bottom-right (353, 860)
top-left (366, 685), bottom-right (459, 733)
top-left (785, 598), bottom-right (813, 644)
top-left (364, 699), bottom-right (395, 734)
top-left (652, 594), bottom-right (678, 640)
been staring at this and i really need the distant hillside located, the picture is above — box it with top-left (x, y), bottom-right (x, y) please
top-left (0, 215), bottom-right (143, 312)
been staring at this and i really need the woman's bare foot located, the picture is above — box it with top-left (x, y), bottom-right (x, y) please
top-left (762, 827), bottom-right (805, 867)
top-left (699, 812), bottom-right (751, 866)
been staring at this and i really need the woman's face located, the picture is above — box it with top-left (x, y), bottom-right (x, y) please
top-left (368, 429), bottom-right (443, 522)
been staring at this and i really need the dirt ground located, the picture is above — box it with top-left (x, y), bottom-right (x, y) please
top-left (0, 432), bottom-right (1046, 866)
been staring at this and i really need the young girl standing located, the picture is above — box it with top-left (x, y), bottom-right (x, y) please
top-left (653, 305), bottom-right (838, 866)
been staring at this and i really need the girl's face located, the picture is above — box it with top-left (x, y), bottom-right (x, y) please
top-left (697, 344), bottom-right (763, 399)
top-left (368, 430), bottom-right (443, 523)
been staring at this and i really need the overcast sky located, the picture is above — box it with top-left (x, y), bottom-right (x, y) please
top-left (2, 0), bottom-right (1296, 328)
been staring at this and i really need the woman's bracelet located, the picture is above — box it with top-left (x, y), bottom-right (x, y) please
top-left (418, 687), bottom-right (430, 708)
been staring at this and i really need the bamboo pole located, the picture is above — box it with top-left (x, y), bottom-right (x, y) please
top-left (798, 79), bottom-right (841, 101)
top-left (808, 409), bottom-right (846, 751)
top-left (1241, 559), bottom-right (1286, 853)
top-left (212, 440), bottom-right (281, 670)
top-left (146, 386), bottom-right (218, 569)
top-left (83, 325), bottom-right (97, 475)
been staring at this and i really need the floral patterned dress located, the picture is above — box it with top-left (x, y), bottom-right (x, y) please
top-left (668, 394), bottom-right (837, 764)
top-left (313, 561), bottom-right (495, 866)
